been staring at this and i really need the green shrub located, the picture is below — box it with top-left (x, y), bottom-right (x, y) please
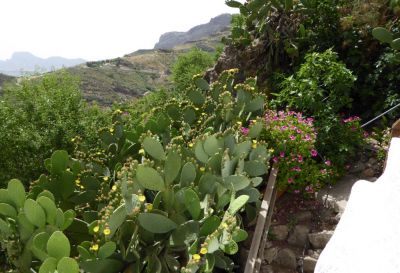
top-left (0, 71), bottom-right (110, 185)
top-left (171, 48), bottom-right (214, 92)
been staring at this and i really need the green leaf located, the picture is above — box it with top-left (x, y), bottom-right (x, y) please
top-left (80, 259), bottom-right (124, 273)
top-left (47, 231), bottom-right (71, 260)
top-left (244, 161), bottom-right (267, 176)
top-left (0, 203), bottom-right (17, 219)
top-left (18, 212), bottom-right (35, 241)
top-left (165, 151), bottom-right (181, 186)
top-left (225, 0), bottom-right (243, 8)
top-left (37, 196), bottom-right (57, 225)
top-left (108, 204), bottom-right (127, 236)
top-left (0, 189), bottom-right (11, 204)
top-left (183, 107), bottom-right (197, 124)
top-left (180, 162), bottom-right (197, 187)
top-left (188, 89), bottom-right (205, 106)
top-left (143, 137), bottom-right (166, 160)
top-left (184, 188), bottom-right (201, 220)
top-left (62, 209), bottom-right (76, 230)
top-left (37, 190), bottom-right (55, 202)
top-left (194, 77), bottom-right (209, 91)
top-left (232, 229), bottom-right (248, 242)
top-left (57, 257), bottom-right (79, 273)
top-left (0, 218), bottom-right (11, 235)
top-left (138, 213), bottom-right (177, 233)
top-left (203, 135), bottom-right (220, 156)
top-left (170, 220), bottom-right (200, 246)
top-left (245, 97), bottom-right (264, 112)
top-left (7, 179), bottom-right (25, 209)
top-left (228, 195), bottom-right (249, 214)
top-left (234, 141), bottom-right (251, 157)
top-left (51, 150), bottom-right (69, 174)
top-left (24, 199), bottom-right (46, 228)
top-left (221, 240), bottom-right (238, 255)
top-left (248, 121), bottom-right (263, 138)
top-left (166, 104), bottom-right (181, 121)
top-left (391, 38), bottom-right (400, 50)
top-left (32, 232), bottom-right (50, 261)
top-left (200, 216), bottom-right (221, 236)
top-left (98, 242), bottom-right (117, 259)
top-left (136, 166), bottom-right (165, 191)
top-left (195, 141), bottom-right (209, 163)
top-left (224, 175), bottom-right (250, 191)
top-left (372, 27), bottom-right (393, 43)
top-left (39, 257), bottom-right (57, 273)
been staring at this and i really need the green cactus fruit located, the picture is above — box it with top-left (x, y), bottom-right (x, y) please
top-left (194, 77), bottom-right (209, 91)
top-left (228, 195), bottom-right (249, 214)
top-left (138, 213), bottom-right (177, 233)
top-left (108, 204), bottom-right (127, 236)
top-left (372, 27), bottom-right (393, 43)
top-left (0, 203), bottom-right (17, 219)
top-left (165, 151), bottom-right (181, 186)
top-left (57, 257), bottom-right (79, 273)
top-left (200, 216), bottom-right (221, 236)
top-left (24, 199), bottom-right (46, 228)
top-left (32, 232), bottom-right (50, 261)
top-left (184, 188), bottom-right (201, 220)
top-left (47, 231), bottom-right (71, 260)
top-left (51, 150), bottom-right (69, 174)
top-left (244, 161), bottom-right (267, 176)
top-left (188, 89), bottom-right (205, 106)
top-left (143, 137), bottom-right (166, 160)
top-left (136, 166), bottom-right (165, 191)
top-left (221, 240), bottom-right (238, 255)
top-left (248, 121), bottom-right (263, 138)
top-left (37, 196), bottom-right (57, 225)
top-left (98, 242), bottom-right (117, 259)
top-left (203, 135), bottom-right (221, 156)
top-left (232, 229), bottom-right (248, 242)
top-left (224, 175), bottom-right (250, 191)
top-left (183, 107), bottom-right (197, 124)
top-left (7, 179), bottom-right (25, 209)
top-left (39, 257), bottom-right (57, 273)
top-left (180, 162), bottom-right (197, 187)
top-left (195, 141), bottom-right (209, 163)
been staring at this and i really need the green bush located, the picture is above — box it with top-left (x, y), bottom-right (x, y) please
top-left (171, 48), bottom-right (214, 92)
top-left (0, 71), bottom-right (110, 185)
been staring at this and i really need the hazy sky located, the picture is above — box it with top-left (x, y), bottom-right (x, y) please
top-left (0, 0), bottom-right (237, 61)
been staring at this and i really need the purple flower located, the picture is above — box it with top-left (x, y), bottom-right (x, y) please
top-left (289, 135), bottom-right (295, 140)
top-left (311, 149), bottom-right (318, 157)
top-left (273, 157), bottom-right (279, 163)
top-left (280, 152), bottom-right (285, 158)
top-left (363, 131), bottom-right (369, 138)
top-left (297, 155), bottom-right (303, 162)
top-left (288, 178), bottom-right (294, 184)
top-left (294, 190), bottom-right (300, 194)
top-left (241, 127), bottom-right (249, 135)
top-left (325, 160), bottom-right (332, 166)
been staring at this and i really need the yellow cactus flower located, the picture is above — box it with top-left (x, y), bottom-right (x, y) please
top-left (200, 167), bottom-right (206, 172)
top-left (236, 121), bottom-right (242, 125)
top-left (200, 247), bottom-right (208, 255)
top-left (194, 107), bottom-right (199, 111)
top-left (103, 228), bottom-right (111, 236)
top-left (93, 226), bottom-right (99, 233)
top-left (188, 143), bottom-right (194, 148)
top-left (139, 148), bottom-right (145, 155)
top-left (146, 203), bottom-right (153, 211)
top-left (252, 143), bottom-right (257, 149)
top-left (193, 254), bottom-right (201, 262)
top-left (90, 244), bottom-right (99, 251)
top-left (222, 223), bottom-right (228, 229)
top-left (109, 128), bottom-right (114, 133)
top-left (103, 176), bottom-right (109, 182)
top-left (71, 138), bottom-right (75, 142)
top-left (112, 185), bottom-right (117, 191)
top-left (75, 179), bottom-right (81, 185)
top-left (138, 195), bottom-right (146, 202)
top-left (252, 140), bottom-right (258, 144)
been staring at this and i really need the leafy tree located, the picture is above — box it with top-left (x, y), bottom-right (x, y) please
top-left (171, 48), bottom-right (214, 91)
top-left (0, 70), bottom-right (109, 185)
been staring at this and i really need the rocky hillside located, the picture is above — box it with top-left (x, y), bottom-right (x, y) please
top-left (0, 52), bottom-right (85, 76)
top-left (154, 14), bottom-right (231, 50)
top-left (67, 14), bottom-right (231, 105)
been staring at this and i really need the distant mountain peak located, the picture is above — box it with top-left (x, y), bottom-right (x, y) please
top-left (154, 13), bottom-right (232, 50)
top-left (0, 52), bottom-right (85, 76)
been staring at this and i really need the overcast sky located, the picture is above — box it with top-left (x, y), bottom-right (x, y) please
top-left (0, 0), bottom-right (237, 61)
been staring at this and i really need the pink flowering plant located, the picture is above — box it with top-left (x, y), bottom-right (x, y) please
top-left (260, 110), bottom-right (334, 194)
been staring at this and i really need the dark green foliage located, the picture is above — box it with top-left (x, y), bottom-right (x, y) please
top-left (0, 71), bottom-right (110, 185)
top-left (171, 48), bottom-right (214, 91)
